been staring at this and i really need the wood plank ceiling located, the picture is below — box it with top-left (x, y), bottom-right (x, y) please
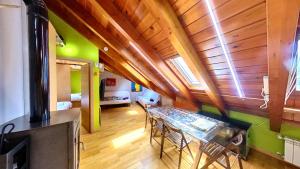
top-left (45, 0), bottom-right (300, 130)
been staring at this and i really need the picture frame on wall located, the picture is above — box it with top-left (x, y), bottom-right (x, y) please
top-left (131, 82), bottom-right (142, 92)
top-left (106, 78), bottom-right (116, 86)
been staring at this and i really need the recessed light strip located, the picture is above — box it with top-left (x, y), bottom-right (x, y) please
top-left (204, 0), bottom-right (244, 98)
top-left (129, 42), bottom-right (179, 92)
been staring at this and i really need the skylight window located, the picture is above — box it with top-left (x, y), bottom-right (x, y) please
top-left (170, 56), bottom-right (201, 87)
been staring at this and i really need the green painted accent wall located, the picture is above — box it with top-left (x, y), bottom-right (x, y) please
top-left (49, 11), bottom-right (101, 130)
top-left (202, 105), bottom-right (300, 155)
top-left (71, 71), bottom-right (81, 93)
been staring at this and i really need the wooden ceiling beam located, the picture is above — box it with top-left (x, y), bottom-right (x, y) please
top-left (267, 0), bottom-right (300, 131)
top-left (145, 0), bottom-right (228, 115)
top-left (99, 50), bottom-right (173, 97)
top-left (100, 53), bottom-right (136, 83)
top-left (93, 0), bottom-right (197, 101)
top-left (45, 0), bottom-right (175, 98)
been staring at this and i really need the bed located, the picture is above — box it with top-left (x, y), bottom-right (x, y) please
top-left (100, 91), bottom-right (131, 106)
top-left (71, 93), bottom-right (81, 108)
top-left (57, 101), bottom-right (72, 110)
top-left (137, 89), bottom-right (160, 108)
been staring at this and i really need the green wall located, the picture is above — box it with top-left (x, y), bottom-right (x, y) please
top-left (71, 71), bottom-right (81, 93)
top-left (49, 11), bottom-right (101, 130)
top-left (202, 105), bottom-right (300, 155)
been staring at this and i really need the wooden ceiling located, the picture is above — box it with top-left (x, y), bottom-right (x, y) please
top-left (45, 0), bottom-right (300, 131)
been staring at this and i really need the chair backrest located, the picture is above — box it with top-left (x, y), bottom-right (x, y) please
top-left (163, 120), bottom-right (183, 134)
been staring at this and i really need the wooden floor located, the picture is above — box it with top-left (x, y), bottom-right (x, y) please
top-left (80, 104), bottom-right (297, 169)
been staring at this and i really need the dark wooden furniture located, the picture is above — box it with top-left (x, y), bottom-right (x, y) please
top-left (0, 109), bottom-right (80, 169)
top-left (0, 136), bottom-right (30, 169)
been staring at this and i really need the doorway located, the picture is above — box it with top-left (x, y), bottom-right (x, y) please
top-left (56, 58), bottom-right (94, 133)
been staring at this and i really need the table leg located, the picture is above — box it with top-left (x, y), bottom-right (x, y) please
top-left (191, 143), bottom-right (202, 169)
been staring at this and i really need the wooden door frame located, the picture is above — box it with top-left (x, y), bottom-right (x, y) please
top-left (57, 56), bottom-right (95, 133)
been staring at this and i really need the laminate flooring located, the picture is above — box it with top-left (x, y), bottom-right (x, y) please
top-left (80, 104), bottom-right (297, 169)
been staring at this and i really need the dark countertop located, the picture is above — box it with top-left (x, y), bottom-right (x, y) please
top-left (0, 108), bottom-right (80, 133)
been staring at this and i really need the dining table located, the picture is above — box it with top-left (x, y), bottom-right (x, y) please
top-left (148, 106), bottom-right (241, 169)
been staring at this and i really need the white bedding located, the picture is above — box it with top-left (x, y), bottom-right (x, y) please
top-left (100, 91), bottom-right (131, 106)
top-left (71, 93), bottom-right (81, 101)
top-left (57, 101), bottom-right (72, 110)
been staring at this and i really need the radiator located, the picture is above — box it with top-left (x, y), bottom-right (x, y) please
top-left (284, 137), bottom-right (300, 167)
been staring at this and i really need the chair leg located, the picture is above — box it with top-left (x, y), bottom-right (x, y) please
top-left (178, 139), bottom-right (184, 169)
top-left (224, 153), bottom-right (231, 169)
top-left (145, 113), bottom-right (148, 129)
top-left (237, 155), bottom-right (243, 169)
top-left (150, 119), bottom-right (153, 144)
top-left (160, 126), bottom-right (165, 159)
top-left (191, 144), bottom-right (203, 169)
top-left (200, 153), bottom-right (223, 169)
top-left (186, 144), bottom-right (194, 160)
top-left (183, 134), bottom-right (193, 160)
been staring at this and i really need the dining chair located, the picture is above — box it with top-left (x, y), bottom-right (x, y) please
top-left (160, 120), bottom-right (194, 169)
top-left (144, 104), bottom-right (151, 129)
top-left (195, 133), bottom-right (244, 169)
top-left (148, 110), bottom-right (164, 145)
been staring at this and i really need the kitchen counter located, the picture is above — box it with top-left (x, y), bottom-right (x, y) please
top-left (0, 108), bottom-right (80, 133)
top-left (0, 108), bottom-right (81, 169)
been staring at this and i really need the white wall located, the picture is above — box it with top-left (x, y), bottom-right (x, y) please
top-left (100, 71), bottom-right (142, 101)
top-left (0, 0), bottom-right (28, 125)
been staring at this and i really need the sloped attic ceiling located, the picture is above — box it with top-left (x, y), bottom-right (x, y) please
top-left (45, 0), bottom-right (300, 131)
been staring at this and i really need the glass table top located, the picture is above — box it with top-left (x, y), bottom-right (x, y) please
top-left (148, 106), bottom-right (238, 146)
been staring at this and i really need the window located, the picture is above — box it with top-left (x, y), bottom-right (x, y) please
top-left (169, 56), bottom-right (202, 89)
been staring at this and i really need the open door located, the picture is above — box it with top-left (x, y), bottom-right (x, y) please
top-left (81, 64), bottom-right (91, 132)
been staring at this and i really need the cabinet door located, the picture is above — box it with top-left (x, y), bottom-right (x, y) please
top-left (74, 121), bottom-right (80, 169)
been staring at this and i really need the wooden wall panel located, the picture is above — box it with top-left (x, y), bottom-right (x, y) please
top-left (190, 3), bottom-right (266, 42)
top-left (56, 64), bottom-right (71, 102)
top-left (49, 22), bottom-right (57, 111)
top-left (195, 20), bottom-right (266, 49)
top-left (185, 1), bottom-right (265, 36)
top-left (49, 0), bottom-right (300, 122)
top-left (174, 96), bottom-right (200, 112)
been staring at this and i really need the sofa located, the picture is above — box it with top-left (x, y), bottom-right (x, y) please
top-left (100, 91), bottom-right (131, 106)
top-left (137, 89), bottom-right (160, 108)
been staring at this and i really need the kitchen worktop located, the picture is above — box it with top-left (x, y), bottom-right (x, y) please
top-left (0, 108), bottom-right (80, 133)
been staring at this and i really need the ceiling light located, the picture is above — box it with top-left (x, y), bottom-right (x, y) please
top-left (129, 41), bottom-right (179, 92)
top-left (204, 0), bottom-right (244, 98)
top-left (103, 46), bottom-right (109, 52)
